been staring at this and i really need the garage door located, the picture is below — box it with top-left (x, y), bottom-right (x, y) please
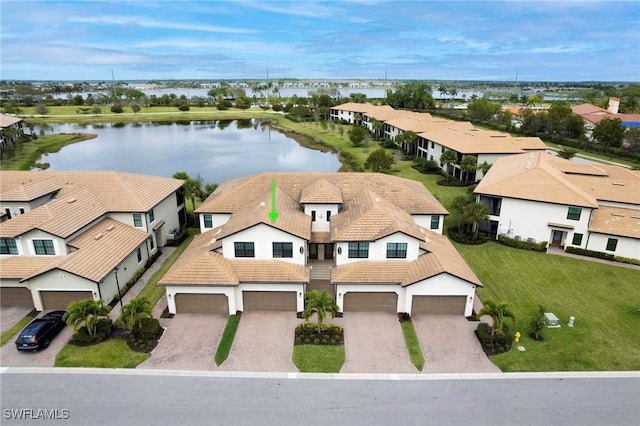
top-left (411, 296), bottom-right (466, 315)
top-left (41, 291), bottom-right (93, 310)
top-left (174, 294), bottom-right (229, 314)
top-left (242, 291), bottom-right (296, 311)
top-left (344, 292), bottom-right (397, 312)
top-left (1, 287), bottom-right (33, 307)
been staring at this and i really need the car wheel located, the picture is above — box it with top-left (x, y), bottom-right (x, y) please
top-left (43, 339), bottom-right (50, 348)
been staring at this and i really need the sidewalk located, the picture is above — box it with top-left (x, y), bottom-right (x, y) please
top-left (110, 247), bottom-right (176, 321)
top-left (547, 245), bottom-right (640, 270)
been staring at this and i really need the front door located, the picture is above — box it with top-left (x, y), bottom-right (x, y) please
top-left (324, 244), bottom-right (333, 260)
top-left (552, 230), bottom-right (563, 246)
top-left (309, 244), bottom-right (318, 260)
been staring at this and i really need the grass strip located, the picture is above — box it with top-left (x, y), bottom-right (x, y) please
top-left (214, 315), bottom-right (241, 366)
top-left (54, 339), bottom-right (149, 368)
top-left (1, 133), bottom-right (96, 170)
top-left (0, 314), bottom-right (36, 347)
top-left (137, 228), bottom-right (200, 307)
top-left (292, 345), bottom-right (345, 373)
top-left (401, 320), bottom-right (426, 371)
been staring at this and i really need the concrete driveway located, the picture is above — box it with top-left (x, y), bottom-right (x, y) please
top-left (0, 306), bottom-right (34, 334)
top-left (138, 314), bottom-right (227, 371)
top-left (218, 312), bottom-right (301, 372)
top-left (412, 315), bottom-right (500, 373)
top-left (340, 312), bottom-right (416, 374)
top-left (0, 318), bottom-right (72, 367)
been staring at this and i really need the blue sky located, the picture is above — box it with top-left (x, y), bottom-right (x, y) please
top-left (1, 0), bottom-right (638, 82)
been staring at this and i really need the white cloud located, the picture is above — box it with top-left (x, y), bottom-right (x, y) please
top-left (68, 15), bottom-right (256, 34)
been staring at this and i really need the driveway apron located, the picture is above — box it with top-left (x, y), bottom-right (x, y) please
top-left (0, 306), bottom-right (34, 334)
top-left (340, 312), bottom-right (416, 374)
top-left (138, 313), bottom-right (227, 371)
top-left (218, 312), bottom-right (301, 372)
top-left (412, 315), bottom-right (500, 373)
top-left (0, 324), bottom-right (72, 367)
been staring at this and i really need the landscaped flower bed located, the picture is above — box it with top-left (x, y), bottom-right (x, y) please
top-left (294, 323), bottom-right (344, 346)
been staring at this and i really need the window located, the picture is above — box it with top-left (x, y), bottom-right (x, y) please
top-left (430, 141), bottom-right (434, 149)
top-left (148, 209), bottom-right (155, 223)
top-left (326, 211), bottom-right (331, 222)
top-left (606, 238), bottom-right (618, 252)
top-left (273, 242), bottom-right (293, 258)
top-left (33, 239), bottom-right (55, 255)
top-left (348, 242), bottom-right (369, 258)
top-left (133, 213), bottom-right (143, 227)
top-left (572, 233), bottom-right (583, 246)
top-left (386, 242), bottom-right (407, 259)
top-left (4, 208), bottom-right (11, 220)
top-left (176, 188), bottom-right (185, 207)
top-left (149, 236), bottom-right (155, 251)
top-left (311, 210), bottom-right (316, 222)
top-left (234, 242), bottom-right (255, 258)
top-left (430, 216), bottom-right (440, 230)
top-left (567, 206), bottom-right (582, 221)
top-left (137, 247), bottom-right (142, 262)
top-left (19, 208), bottom-right (25, 215)
top-left (0, 238), bottom-right (18, 255)
top-left (203, 214), bottom-right (213, 229)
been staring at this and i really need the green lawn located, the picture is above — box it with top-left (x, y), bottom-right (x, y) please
top-left (0, 133), bottom-right (96, 170)
top-left (55, 339), bottom-right (149, 368)
top-left (0, 315), bottom-right (35, 347)
top-left (401, 320), bottom-right (425, 371)
top-left (455, 242), bottom-right (640, 371)
top-left (214, 315), bottom-right (241, 366)
top-left (292, 345), bottom-right (345, 373)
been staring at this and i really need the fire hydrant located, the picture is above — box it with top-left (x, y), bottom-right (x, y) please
top-left (514, 331), bottom-right (521, 343)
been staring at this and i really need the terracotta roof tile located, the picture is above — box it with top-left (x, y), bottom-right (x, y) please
top-left (418, 127), bottom-right (547, 154)
top-left (0, 256), bottom-right (59, 280)
top-left (589, 206), bottom-right (640, 239)
top-left (300, 179), bottom-right (343, 204)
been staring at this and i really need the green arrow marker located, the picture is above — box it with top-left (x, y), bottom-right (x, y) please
top-left (269, 178), bottom-right (279, 223)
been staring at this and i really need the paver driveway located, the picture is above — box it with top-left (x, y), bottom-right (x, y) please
top-left (0, 317), bottom-right (72, 367)
top-left (0, 306), bottom-right (34, 334)
top-left (218, 312), bottom-right (301, 372)
top-left (340, 312), bottom-right (416, 374)
top-left (412, 315), bottom-right (500, 373)
top-left (138, 314), bottom-right (227, 371)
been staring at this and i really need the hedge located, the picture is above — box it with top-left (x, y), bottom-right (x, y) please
top-left (565, 246), bottom-right (640, 266)
top-left (475, 322), bottom-right (512, 355)
top-left (294, 323), bottom-right (344, 346)
top-left (498, 235), bottom-right (548, 252)
top-left (69, 318), bottom-right (113, 346)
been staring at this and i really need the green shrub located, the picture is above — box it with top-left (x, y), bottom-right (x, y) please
top-left (565, 246), bottom-right (615, 260)
top-left (614, 256), bottom-right (640, 266)
top-left (498, 235), bottom-right (548, 252)
top-left (295, 323), bottom-right (344, 345)
top-left (475, 322), bottom-right (512, 355)
top-left (70, 318), bottom-right (113, 346)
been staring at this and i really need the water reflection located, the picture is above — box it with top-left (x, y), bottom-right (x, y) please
top-left (35, 120), bottom-right (342, 185)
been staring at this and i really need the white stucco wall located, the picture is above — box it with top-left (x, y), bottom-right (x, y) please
top-left (586, 233), bottom-right (640, 260)
top-left (370, 233), bottom-right (420, 261)
top-left (335, 242), bottom-right (370, 265)
top-left (334, 284), bottom-right (403, 313)
top-left (403, 273), bottom-right (477, 316)
top-left (412, 214), bottom-right (444, 234)
top-left (304, 204), bottom-right (339, 233)
top-left (490, 197), bottom-right (591, 245)
top-left (148, 192), bottom-right (183, 247)
top-left (20, 229), bottom-right (65, 256)
top-left (221, 224), bottom-right (306, 265)
top-left (199, 213), bottom-right (232, 232)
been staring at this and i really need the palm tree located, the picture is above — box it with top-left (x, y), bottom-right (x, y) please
top-left (63, 299), bottom-right (111, 337)
top-left (119, 296), bottom-right (153, 331)
top-left (463, 201), bottom-right (489, 242)
top-left (451, 195), bottom-right (472, 230)
top-left (460, 155), bottom-right (478, 184)
top-left (396, 131), bottom-right (418, 157)
top-left (439, 149), bottom-right (458, 182)
top-left (478, 300), bottom-right (516, 336)
top-left (477, 161), bottom-right (492, 178)
top-left (173, 171), bottom-right (203, 211)
top-left (303, 290), bottom-right (339, 333)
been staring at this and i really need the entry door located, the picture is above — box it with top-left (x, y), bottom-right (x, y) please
top-left (324, 244), bottom-right (333, 260)
top-left (309, 244), bottom-right (318, 260)
top-left (552, 230), bottom-right (563, 246)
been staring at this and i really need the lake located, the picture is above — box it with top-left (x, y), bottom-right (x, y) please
top-left (36, 120), bottom-right (342, 185)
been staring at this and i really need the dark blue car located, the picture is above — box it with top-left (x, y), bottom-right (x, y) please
top-left (15, 311), bottom-right (67, 351)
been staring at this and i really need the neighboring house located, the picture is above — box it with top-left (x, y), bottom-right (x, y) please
top-left (416, 127), bottom-right (547, 181)
top-left (0, 114), bottom-right (24, 149)
top-left (160, 172), bottom-right (482, 317)
top-left (572, 98), bottom-right (640, 139)
top-left (0, 171), bottom-right (185, 311)
top-left (329, 102), bottom-right (387, 125)
top-left (474, 151), bottom-right (640, 260)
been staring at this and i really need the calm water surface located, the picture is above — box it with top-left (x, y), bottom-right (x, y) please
top-left (37, 120), bottom-right (342, 185)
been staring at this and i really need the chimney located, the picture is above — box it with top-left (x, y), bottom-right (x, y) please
top-left (608, 97), bottom-right (620, 114)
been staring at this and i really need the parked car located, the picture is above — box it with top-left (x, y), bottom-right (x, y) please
top-left (15, 311), bottom-right (67, 351)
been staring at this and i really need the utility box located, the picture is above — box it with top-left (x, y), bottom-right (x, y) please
top-left (544, 312), bottom-right (561, 328)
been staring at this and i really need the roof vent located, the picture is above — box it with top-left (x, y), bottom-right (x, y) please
top-left (375, 197), bottom-right (381, 202)
top-left (106, 224), bottom-right (115, 231)
top-left (259, 201), bottom-right (266, 207)
top-left (612, 182), bottom-right (625, 186)
top-left (66, 197), bottom-right (77, 204)
top-left (631, 215), bottom-right (640, 220)
top-left (611, 213), bottom-right (624, 217)
top-left (94, 233), bottom-right (103, 240)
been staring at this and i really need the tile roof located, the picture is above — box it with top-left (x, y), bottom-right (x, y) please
top-left (332, 231), bottom-right (481, 287)
top-left (330, 103), bottom-right (381, 113)
top-left (18, 218), bottom-right (149, 283)
top-left (589, 206), bottom-right (640, 239)
top-left (159, 229), bottom-right (309, 286)
top-left (0, 187), bottom-right (108, 238)
top-left (331, 190), bottom-right (426, 241)
top-left (299, 178), bottom-right (343, 204)
top-left (418, 126), bottom-right (546, 154)
top-left (197, 172), bottom-right (447, 216)
top-left (0, 256), bottom-right (59, 280)
top-left (0, 176), bottom-right (61, 202)
top-left (0, 171), bottom-right (183, 211)
top-left (0, 114), bottom-right (22, 127)
top-left (474, 152), bottom-right (600, 208)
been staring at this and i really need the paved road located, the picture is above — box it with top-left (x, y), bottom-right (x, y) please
top-left (1, 369), bottom-right (638, 426)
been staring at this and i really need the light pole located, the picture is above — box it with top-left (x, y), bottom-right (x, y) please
top-left (113, 267), bottom-right (123, 307)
